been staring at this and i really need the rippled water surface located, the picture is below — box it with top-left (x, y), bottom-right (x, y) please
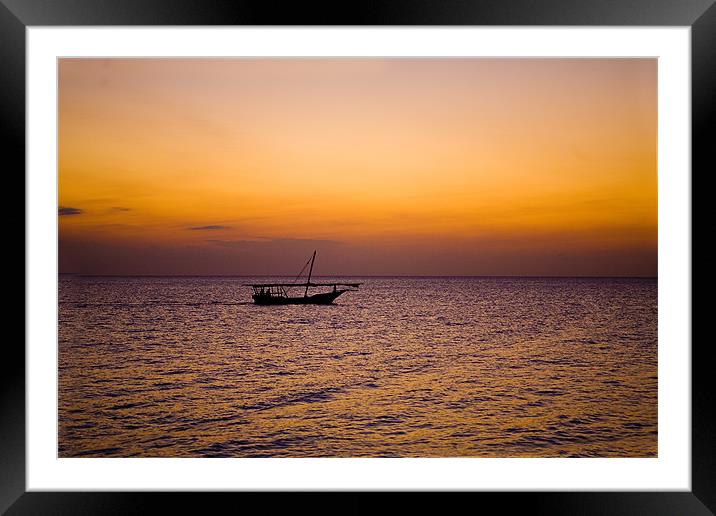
top-left (59, 276), bottom-right (657, 457)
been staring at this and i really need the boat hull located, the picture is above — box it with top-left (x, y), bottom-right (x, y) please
top-left (252, 290), bottom-right (348, 305)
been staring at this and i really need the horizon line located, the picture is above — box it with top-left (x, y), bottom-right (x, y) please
top-left (59, 273), bottom-right (658, 279)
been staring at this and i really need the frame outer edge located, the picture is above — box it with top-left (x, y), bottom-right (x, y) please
top-left (0, 0), bottom-right (27, 513)
top-left (6, 0), bottom-right (712, 513)
top-left (0, 0), bottom-right (715, 26)
top-left (691, 1), bottom-right (716, 514)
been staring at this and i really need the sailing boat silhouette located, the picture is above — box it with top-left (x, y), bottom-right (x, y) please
top-left (245, 250), bottom-right (361, 305)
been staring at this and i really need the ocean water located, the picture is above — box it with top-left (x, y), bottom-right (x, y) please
top-left (58, 276), bottom-right (657, 457)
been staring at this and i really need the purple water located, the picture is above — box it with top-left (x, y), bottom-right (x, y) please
top-left (59, 276), bottom-right (657, 457)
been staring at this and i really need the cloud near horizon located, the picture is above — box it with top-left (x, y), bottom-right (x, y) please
top-left (57, 235), bottom-right (656, 277)
top-left (59, 206), bottom-right (83, 216)
top-left (188, 225), bottom-right (230, 231)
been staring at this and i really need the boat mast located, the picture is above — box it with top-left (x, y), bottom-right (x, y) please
top-left (305, 250), bottom-right (316, 297)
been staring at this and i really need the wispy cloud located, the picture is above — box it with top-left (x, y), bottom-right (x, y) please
top-left (207, 237), bottom-right (339, 248)
top-left (110, 207), bottom-right (132, 212)
top-left (59, 206), bottom-right (83, 216)
top-left (188, 225), bottom-right (230, 231)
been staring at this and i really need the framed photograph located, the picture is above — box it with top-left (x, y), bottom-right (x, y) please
top-left (7, 0), bottom-right (709, 513)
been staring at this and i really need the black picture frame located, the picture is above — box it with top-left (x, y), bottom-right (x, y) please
top-left (4, 1), bottom-right (708, 514)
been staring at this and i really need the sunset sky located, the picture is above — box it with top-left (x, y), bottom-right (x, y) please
top-left (58, 58), bottom-right (657, 276)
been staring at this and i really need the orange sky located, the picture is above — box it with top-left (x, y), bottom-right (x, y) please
top-left (58, 58), bottom-right (657, 276)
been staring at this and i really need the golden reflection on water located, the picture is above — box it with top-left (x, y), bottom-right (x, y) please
top-left (59, 276), bottom-right (657, 457)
